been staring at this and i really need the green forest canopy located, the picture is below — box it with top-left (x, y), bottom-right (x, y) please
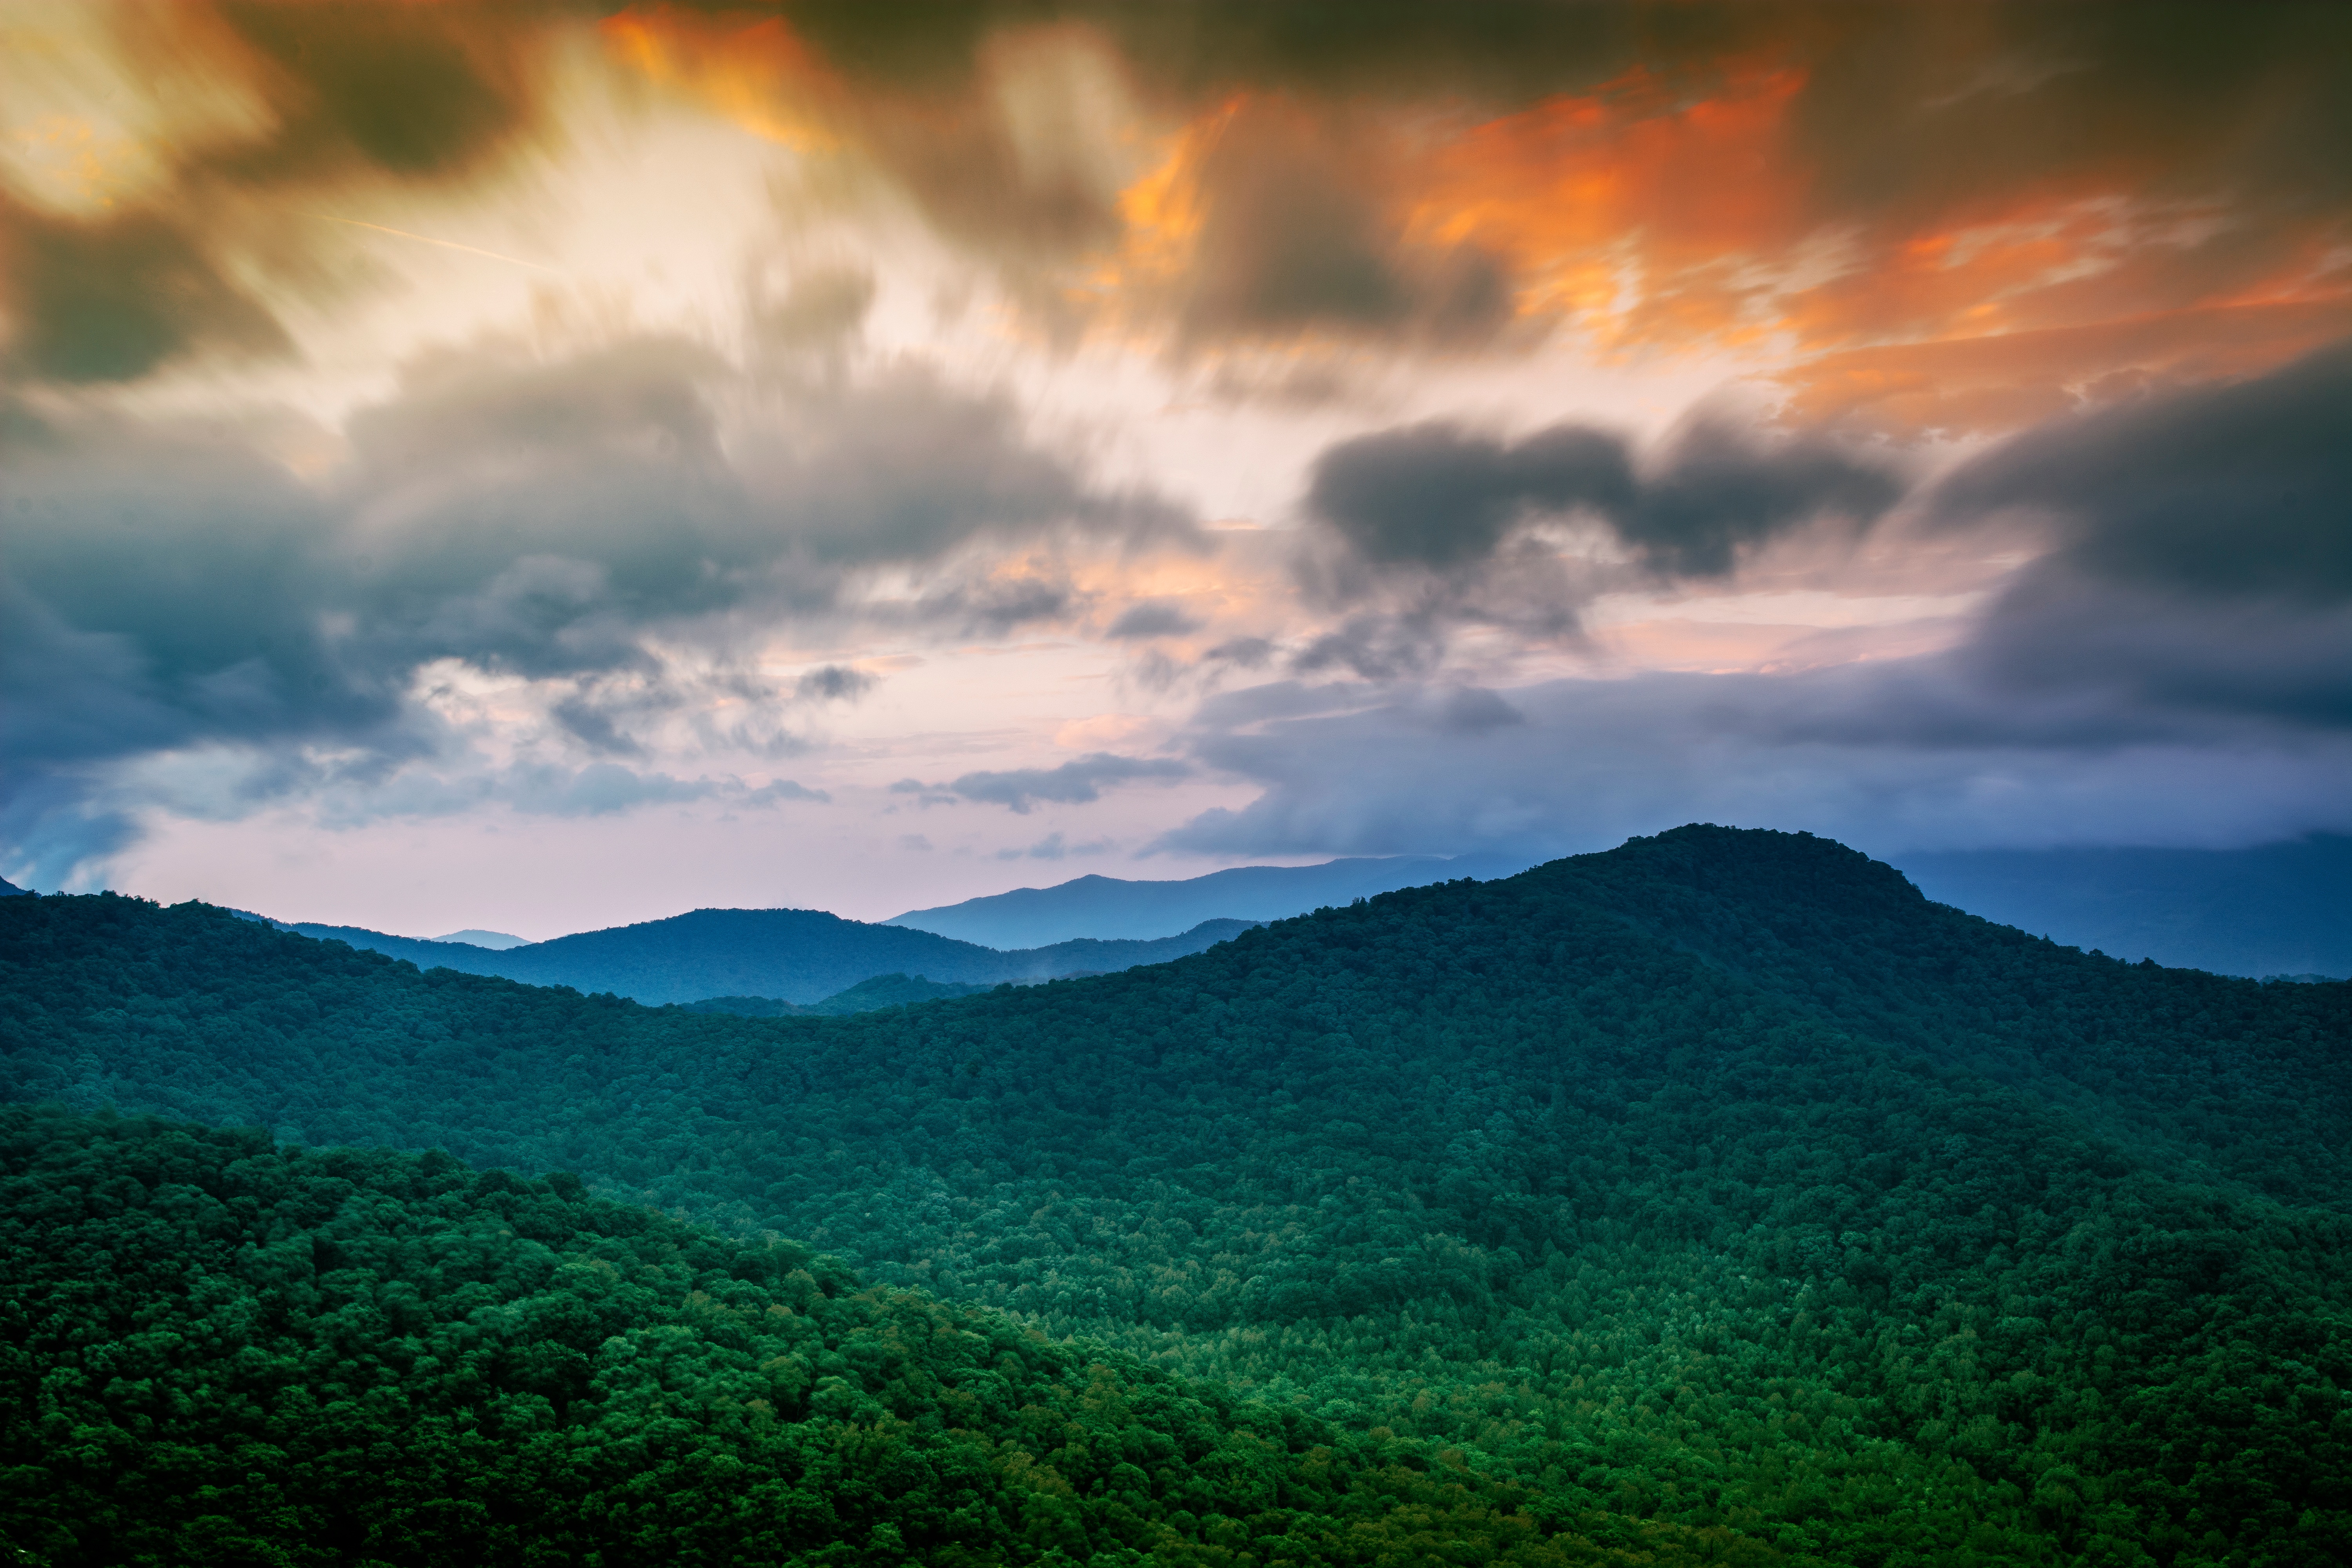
top-left (3, 826), bottom-right (2347, 1566)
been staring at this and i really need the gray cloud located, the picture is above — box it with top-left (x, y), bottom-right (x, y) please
top-left (1169, 98), bottom-right (1513, 350)
top-left (1165, 351), bottom-right (2352, 862)
top-left (0, 334), bottom-right (1191, 880)
top-left (1933, 340), bottom-right (2352, 731)
top-left (896, 752), bottom-right (1191, 814)
top-left (794, 665), bottom-right (879, 702)
top-left (3, 5), bottom-right (555, 387)
top-left (771, 369), bottom-right (1194, 565)
top-left (1106, 601), bottom-right (1203, 639)
top-left (1938, 339), bottom-right (2352, 601)
top-left (1159, 666), bottom-right (2352, 864)
top-left (504, 762), bottom-right (719, 818)
top-left (1305, 416), bottom-right (1900, 578)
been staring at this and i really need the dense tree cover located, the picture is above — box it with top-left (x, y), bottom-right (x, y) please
top-left (675, 974), bottom-right (1000, 1019)
top-left (0, 1106), bottom-right (1779, 1568)
top-left (274, 911), bottom-right (1259, 1005)
top-left (4, 827), bottom-right (2349, 1566)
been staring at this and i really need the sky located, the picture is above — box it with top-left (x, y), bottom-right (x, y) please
top-left (3, 1), bottom-right (2348, 938)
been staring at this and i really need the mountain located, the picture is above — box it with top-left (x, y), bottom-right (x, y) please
top-left (0, 878), bottom-right (27, 897)
top-left (5, 825), bottom-right (2347, 1566)
top-left (884, 851), bottom-right (1537, 947)
top-left (277, 909), bottom-right (1261, 1005)
top-left (1893, 833), bottom-right (2352, 978)
top-left (430, 926), bottom-right (530, 949)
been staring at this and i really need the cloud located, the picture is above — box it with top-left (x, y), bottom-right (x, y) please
top-left (1158, 666), bottom-right (2352, 863)
top-left (1936, 340), bottom-right (2352, 602)
top-left (0, 198), bottom-right (294, 384)
top-left (742, 778), bottom-right (830, 806)
top-left (1151, 96), bottom-right (1515, 351)
top-left (1163, 347), bottom-right (2352, 862)
top-left (897, 752), bottom-right (1191, 814)
top-left (1276, 412), bottom-right (1903, 679)
top-left (1931, 341), bottom-right (2352, 730)
top-left (2, 5), bottom-right (559, 386)
top-left (794, 664), bottom-right (878, 702)
top-left (0, 331), bottom-right (1191, 880)
top-left (996, 831), bottom-right (1112, 862)
top-left (1106, 601), bottom-right (1203, 639)
top-left (504, 762), bottom-right (719, 818)
top-left (1306, 416), bottom-right (1899, 578)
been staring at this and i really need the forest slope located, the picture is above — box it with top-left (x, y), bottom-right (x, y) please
top-left (3, 827), bottom-right (2348, 1566)
top-left (5, 1107), bottom-right (1738, 1568)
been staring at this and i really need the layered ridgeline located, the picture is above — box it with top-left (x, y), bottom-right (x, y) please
top-left (1896, 836), bottom-right (2352, 980)
top-left (4, 827), bottom-right (2349, 1566)
top-left (266, 908), bottom-right (1259, 1005)
top-left (886, 853), bottom-right (1535, 948)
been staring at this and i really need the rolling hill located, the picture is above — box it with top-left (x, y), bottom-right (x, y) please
top-left (269, 909), bottom-right (1261, 1005)
top-left (4, 826), bottom-right (2347, 1566)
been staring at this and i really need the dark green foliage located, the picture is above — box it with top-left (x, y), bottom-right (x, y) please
top-left (280, 910), bottom-right (1262, 1004)
top-left (4, 826), bottom-right (2348, 1566)
top-left (673, 973), bottom-right (998, 1019)
top-left (0, 1106), bottom-right (1777, 1568)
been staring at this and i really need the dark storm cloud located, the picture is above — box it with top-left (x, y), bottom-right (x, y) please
top-left (1306, 423), bottom-right (1632, 568)
top-left (0, 199), bottom-right (294, 384)
top-left (1937, 341), bottom-right (2352, 602)
top-left (1928, 341), bottom-right (2352, 730)
top-left (1165, 98), bottom-right (1512, 350)
top-left (3, 4), bottom-right (559, 386)
top-left (1303, 416), bottom-right (1900, 578)
top-left (893, 753), bottom-right (1191, 814)
top-left (0, 335), bottom-right (1190, 880)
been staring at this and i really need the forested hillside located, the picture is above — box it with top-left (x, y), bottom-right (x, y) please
top-left (4, 827), bottom-right (2348, 1566)
top-left (275, 909), bottom-right (1259, 1004)
top-left (5, 1108), bottom-right (1729, 1567)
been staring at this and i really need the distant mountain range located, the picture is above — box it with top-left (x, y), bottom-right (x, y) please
top-left (1892, 835), bottom-right (2352, 979)
top-left (886, 851), bottom-right (1537, 947)
top-left (886, 839), bottom-right (2348, 980)
top-left (432, 928), bottom-right (529, 950)
top-left (250, 908), bottom-right (1259, 1005)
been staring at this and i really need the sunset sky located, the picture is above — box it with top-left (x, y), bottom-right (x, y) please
top-left (4, 2), bottom-right (2348, 937)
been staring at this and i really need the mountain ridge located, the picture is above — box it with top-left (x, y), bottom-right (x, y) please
top-left (885, 851), bottom-right (1537, 947)
top-left (272, 908), bottom-right (1262, 1005)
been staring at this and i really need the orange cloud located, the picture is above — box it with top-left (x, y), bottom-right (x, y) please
top-left (599, 6), bottom-right (841, 148)
top-left (1411, 64), bottom-right (1814, 347)
top-left (597, 9), bottom-right (2351, 435)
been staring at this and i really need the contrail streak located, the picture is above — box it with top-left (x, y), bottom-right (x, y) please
top-left (308, 214), bottom-right (559, 273)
